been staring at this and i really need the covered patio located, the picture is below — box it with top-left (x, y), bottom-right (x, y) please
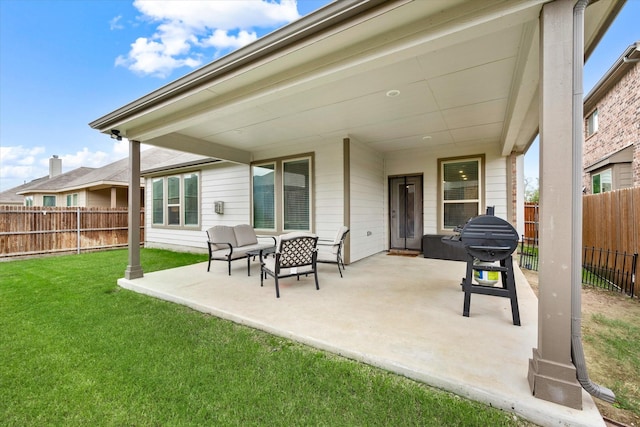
top-left (118, 253), bottom-right (605, 427)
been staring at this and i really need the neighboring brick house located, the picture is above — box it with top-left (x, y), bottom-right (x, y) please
top-left (583, 41), bottom-right (640, 194)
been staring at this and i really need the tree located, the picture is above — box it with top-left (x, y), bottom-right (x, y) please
top-left (524, 177), bottom-right (539, 203)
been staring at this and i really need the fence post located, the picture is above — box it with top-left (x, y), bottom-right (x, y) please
top-left (632, 253), bottom-right (638, 299)
top-left (77, 207), bottom-right (81, 254)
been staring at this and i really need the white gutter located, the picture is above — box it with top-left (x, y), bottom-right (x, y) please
top-left (571, 0), bottom-right (615, 403)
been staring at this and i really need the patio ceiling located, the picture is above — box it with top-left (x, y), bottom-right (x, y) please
top-left (91, 0), bottom-right (622, 161)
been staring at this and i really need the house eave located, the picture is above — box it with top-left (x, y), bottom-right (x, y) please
top-left (88, 0), bottom-right (396, 135)
top-left (141, 158), bottom-right (223, 176)
top-left (584, 41), bottom-right (640, 113)
top-left (584, 143), bottom-right (634, 172)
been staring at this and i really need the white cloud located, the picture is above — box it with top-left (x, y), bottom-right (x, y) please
top-left (54, 148), bottom-right (113, 170)
top-left (110, 15), bottom-right (124, 30)
top-left (0, 145), bottom-right (46, 163)
top-left (0, 146), bottom-right (45, 191)
top-left (116, 0), bottom-right (301, 77)
top-left (201, 29), bottom-right (258, 50)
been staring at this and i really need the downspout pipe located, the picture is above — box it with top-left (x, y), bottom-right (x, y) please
top-left (571, 0), bottom-right (615, 403)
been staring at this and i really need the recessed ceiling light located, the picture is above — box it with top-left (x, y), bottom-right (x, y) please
top-left (386, 89), bottom-right (400, 97)
top-left (422, 136), bottom-right (432, 140)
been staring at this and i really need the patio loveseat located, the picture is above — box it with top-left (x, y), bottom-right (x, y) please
top-left (206, 224), bottom-right (276, 275)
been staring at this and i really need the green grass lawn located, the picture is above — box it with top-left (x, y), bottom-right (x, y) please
top-left (1, 249), bottom-right (532, 426)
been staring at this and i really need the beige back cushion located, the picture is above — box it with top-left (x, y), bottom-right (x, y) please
top-left (334, 226), bottom-right (349, 244)
top-left (234, 224), bottom-right (258, 247)
top-left (208, 225), bottom-right (238, 249)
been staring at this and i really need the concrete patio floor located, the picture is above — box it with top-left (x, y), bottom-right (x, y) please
top-left (118, 252), bottom-right (605, 427)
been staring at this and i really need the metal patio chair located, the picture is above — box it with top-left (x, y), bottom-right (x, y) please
top-left (316, 226), bottom-right (349, 277)
top-left (260, 232), bottom-right (319, 298)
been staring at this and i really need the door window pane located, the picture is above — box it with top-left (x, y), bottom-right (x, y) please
top-left (253, 164), bottom-right (275, 229)
top-left (399, 183), bottom-right (415, 239)
top-left (283, 159), bottom-right (310, 231)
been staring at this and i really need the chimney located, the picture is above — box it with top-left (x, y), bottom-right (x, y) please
top-left (49, 155), bottom-right (62, 178)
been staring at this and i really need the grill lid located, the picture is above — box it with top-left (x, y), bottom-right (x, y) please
top-left (459, 215), bottom-right (519, 261)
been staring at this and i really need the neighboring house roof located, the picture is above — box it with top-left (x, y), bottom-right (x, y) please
top-left (12, 148), bottom-right (214, 196)
top-left (584, 41), bottom-right (640, 112)
top-left (0, 176), bottom-right (49, 204)
top-left (59, 147), bottom-right (214, 191)
top-left (17, 167), bottom-right (96, 195)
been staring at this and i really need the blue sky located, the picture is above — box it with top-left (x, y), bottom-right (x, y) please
top-left (0, 0), bottom-right (638, 192)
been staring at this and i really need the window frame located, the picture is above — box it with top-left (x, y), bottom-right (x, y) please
top-left (166, 175), bottom-right (181, 226)
top-left (437, 155), bottom-right (484, 234)
top-left (150, 172), bottom-right (200, 229)
top-left (252, 162), bottom-right (276, 231)
top-left (591, 168), bottom-right (612, 194)
top-left (66, 193), bottom-right (78, 207)
top-left (152, 178), bottom-right (164, 225)
top-left (251, 154), bottom-right (314, 234)
top-left (586, 109), bottom-right (598, 137)
top-left (42, 195), bottom-right (56, 207)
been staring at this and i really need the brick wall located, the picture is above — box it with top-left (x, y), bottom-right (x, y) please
top-left (583, 61), bottom-right (640, 192)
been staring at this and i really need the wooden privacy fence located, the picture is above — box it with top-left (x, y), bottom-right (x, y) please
top-left (523, 202), bottom-right (539, 242)
top-left (583, 187), bottom-right (639, 255)
top-left (524, 188), bottom-right (639, 253)
top-left (0, 206), bottom-right (144, 258)
top-left (522, 188), bottom-right (639, 297)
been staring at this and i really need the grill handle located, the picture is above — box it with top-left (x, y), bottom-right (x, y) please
top-left (467, 245), bottom-right (511, 251)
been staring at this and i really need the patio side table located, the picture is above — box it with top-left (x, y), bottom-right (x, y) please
top-left (246, 246), bottom-right (275, 276)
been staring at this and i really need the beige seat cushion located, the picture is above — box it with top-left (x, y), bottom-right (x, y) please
top-left (262, 257), bottom-right (315, 276)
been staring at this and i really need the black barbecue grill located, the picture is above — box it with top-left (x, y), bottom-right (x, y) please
top-left (442, 214), bottom-right (521, 325)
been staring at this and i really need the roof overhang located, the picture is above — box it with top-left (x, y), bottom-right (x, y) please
top-left (90, 0), bottom-right (625, 161)
top-left (141, 157), bottom-right (223, 176)
top-left (585, 143), bottom-right (634, 172)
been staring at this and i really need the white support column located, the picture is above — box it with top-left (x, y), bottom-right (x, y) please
top-left (527, 0), bottom-right (582, 409)
top-left (125, 140), bottom-right (144, 280)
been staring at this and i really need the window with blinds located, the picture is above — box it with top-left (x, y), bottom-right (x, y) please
top-left (151, 173), bottom-right (199, 228)
top-left (253, 163), bottom-right (275, 229)
top-left (183, 173), bottom-right (198, 225)
top-left (152, 178), bottom-right (164, 224)
top-left (283, 159), bottom-right (310, 231)
top-left (43, 195), bottom-right (56, 207)
top-left (167, 176), bottom-right (180, 225)
top-left (252, 155), bottom-right (312, 233)
top-left (440, 157), bottom-right (482, 230)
